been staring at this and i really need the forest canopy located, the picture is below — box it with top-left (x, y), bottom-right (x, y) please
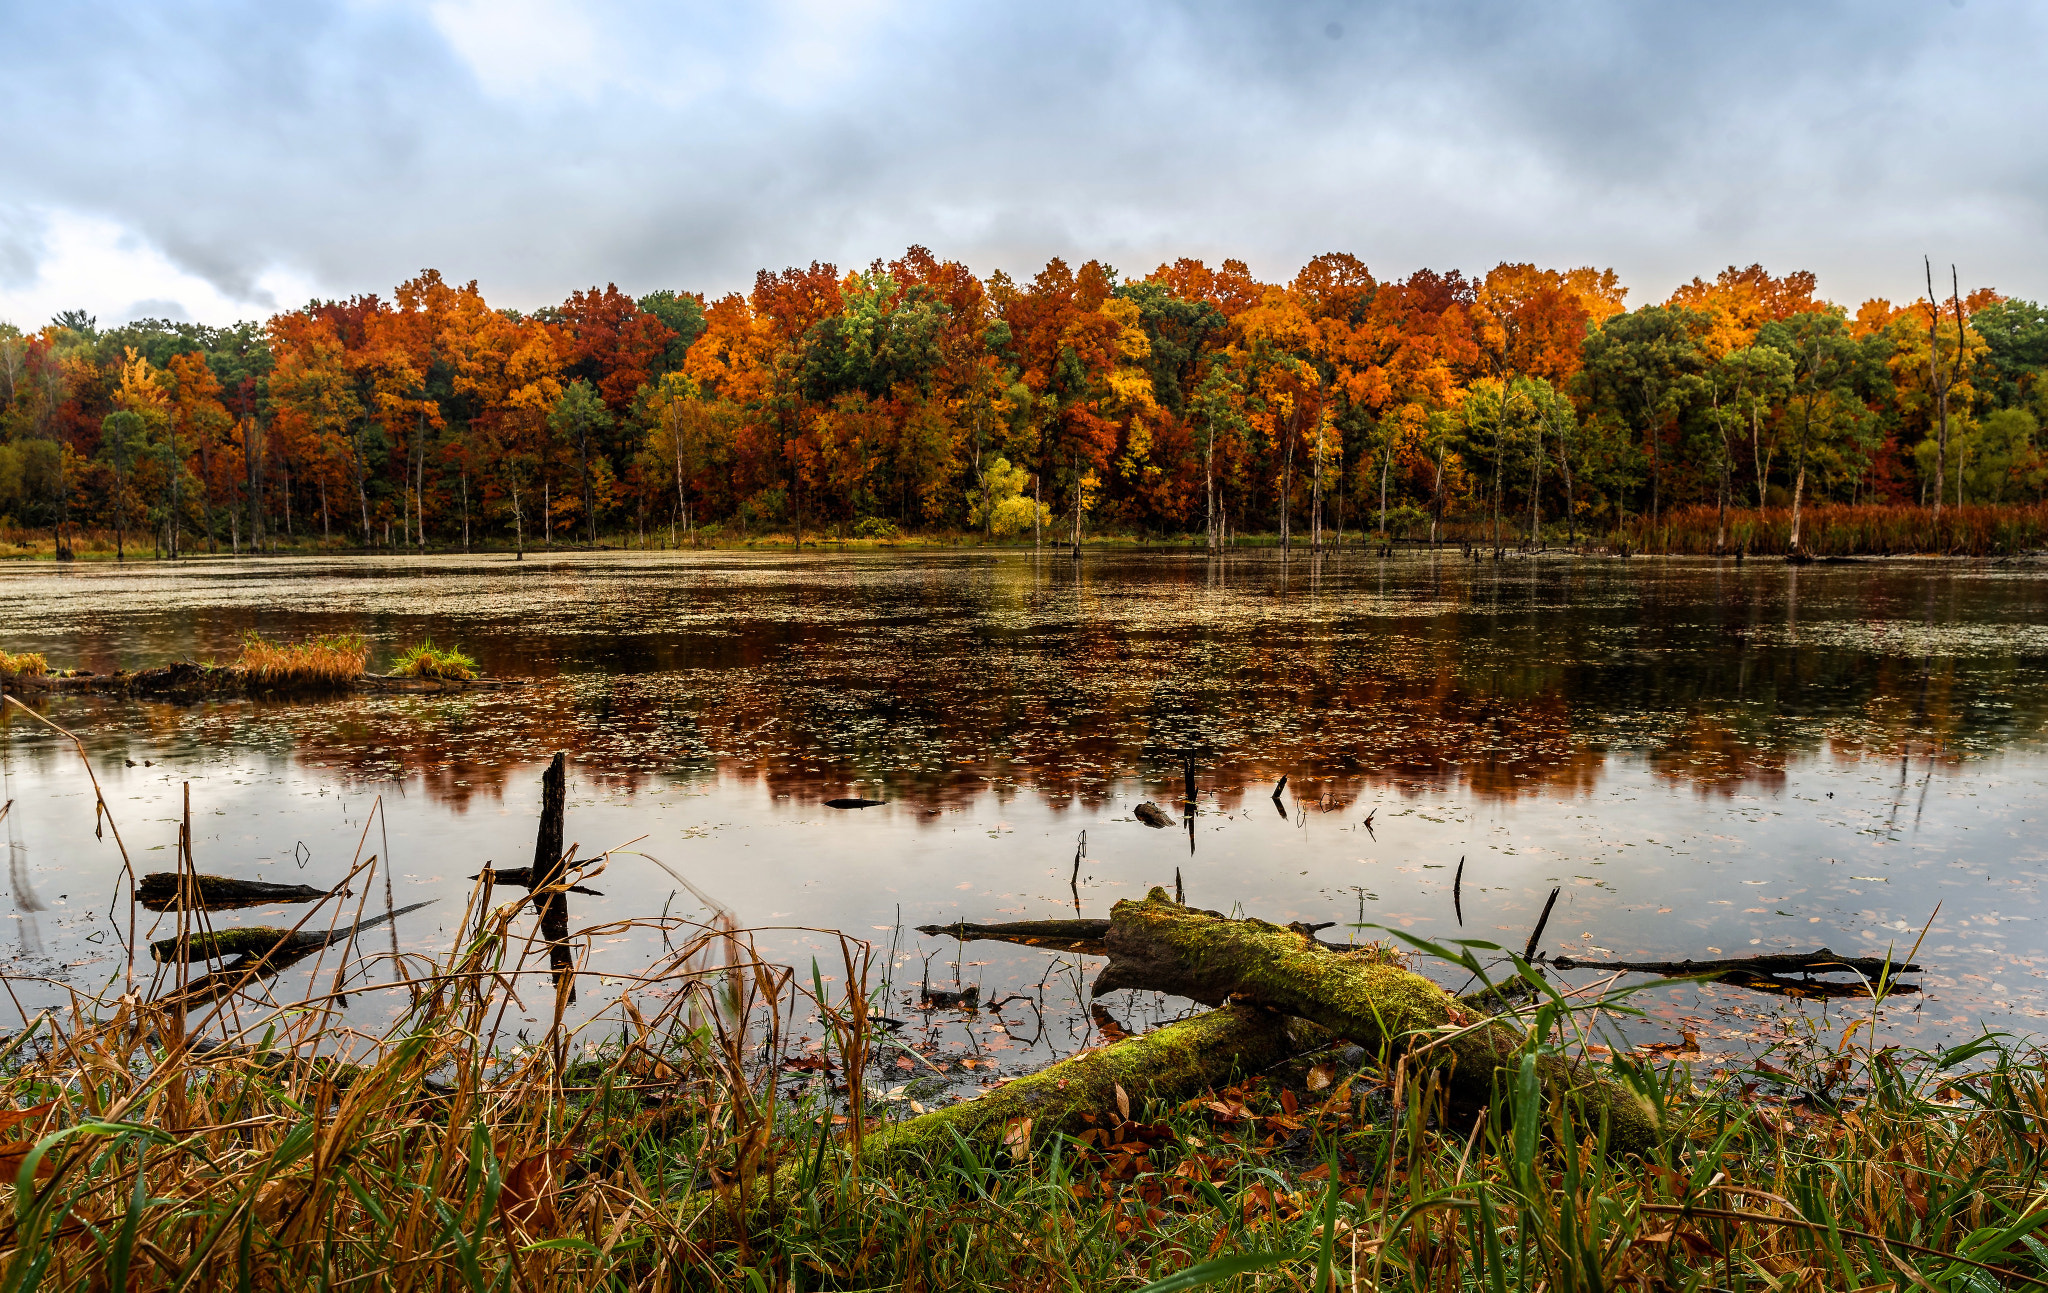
top-left (0, 253), bottom-right (2037, 550)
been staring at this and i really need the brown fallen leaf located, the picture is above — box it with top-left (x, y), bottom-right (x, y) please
top-left (498, 1146), bottom-right (573, 1233)
top-left (1305, 1061), bottom-right (1338, 1092)
top-left (0, 1141), bottom-right (55, 1182)
top-left (0, 1102), bottom-right (55, 1138)
top-left (1114, 1083), bottom-right (1131, 1122)
top-left (0, 1104), bottom-right (60, 1182)
top-left (1001, 1117), bottom-right (1033, 1160)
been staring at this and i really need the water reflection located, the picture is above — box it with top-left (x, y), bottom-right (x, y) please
top-left (1, 549), bottom-right (2046, 1070)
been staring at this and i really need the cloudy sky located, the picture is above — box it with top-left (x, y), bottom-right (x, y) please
top-left (2, 0), bottom-right (2041, 330)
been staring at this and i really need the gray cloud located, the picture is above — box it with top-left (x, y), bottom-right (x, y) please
top-left (2, 0), bottom-right (2041, 325)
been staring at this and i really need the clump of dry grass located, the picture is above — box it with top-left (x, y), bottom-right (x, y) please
top-left (0, 651), bottom-right (47, 678)
top-left (232, 632), bottom-right (369, 688)
top-left (390, 639), bottom-right (478, 682)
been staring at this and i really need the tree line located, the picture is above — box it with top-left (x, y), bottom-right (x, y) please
top-left (2, 251), bottom-right (2044, 556)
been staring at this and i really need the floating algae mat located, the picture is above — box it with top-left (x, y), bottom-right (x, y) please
top-left (1, 549), bottom-right (2046, 1078)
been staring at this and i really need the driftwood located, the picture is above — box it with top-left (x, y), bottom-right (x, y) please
top-left (1549, 948), bottom-right (1916, 978)
top-left (1086, 888), bottom-right (1660, 1151)
top-left (1133, 802), bottom-right (1173, 828)
top-left (148, 900), bottom-right (437, 1008)
top-left (824, 798), bottom-right (886, 809)
top-left (137, 872), bottom-right (333, 912)
top-left (1549, 948), bottom-right (1919, 999)
top-left (917, 892), bottom-right (1658, 1153)
top-left (916, 919), bottom-right (1109, 955)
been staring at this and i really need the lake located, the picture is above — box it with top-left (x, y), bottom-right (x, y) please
top-left (3, 548), bottom-right (2046, 1084)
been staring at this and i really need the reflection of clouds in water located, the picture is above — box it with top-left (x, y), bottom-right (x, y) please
top-left (1, 744), bottom-right (48, 962)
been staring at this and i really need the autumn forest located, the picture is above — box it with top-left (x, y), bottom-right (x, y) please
top-left (3, 250), bottom-right (2045, 557)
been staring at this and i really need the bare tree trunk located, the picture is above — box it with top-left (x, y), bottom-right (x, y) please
top-left (195, 423), bottom-right (217, 553)
top-left (351, 422), bottom-right (371, 547)
top-left (1310, 418), bottom-right (1324, 551)
top-left (1378, 428), bottom-right (1392, 536)
top-left (578, 419), bottom-right (596, 546)
top-left (1204, 419), bottom-right (1217, 552)
top-left (1429, 428), bottom-right (1447, 546)
top-left (1279, 410), bottom-right (1294, 551)
top-left (509, 475), bottom-right (525, 559)
top-left (167, 410), bottom-right (181, 559)
top-left (1560, 419), bottom-right (1576, 546)
top-left (1790, 383), bottom-right (1814, 555)
top-left (1070, 456), bottom-right (1082, 558)
top-left (1925, 258), bottom-right (1966, 521)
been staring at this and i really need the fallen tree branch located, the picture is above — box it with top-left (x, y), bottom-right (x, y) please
top-left (1089, 888), bottom-right (1662, 1152)
top-left (1549, 948), bottom-right (1918, 978)
top-left (149, 900), bottom-right (438, 1008)
top-left (914, 919), bottom-right (1109, 955)
top-left (136, 873), bottom-right (334, 912)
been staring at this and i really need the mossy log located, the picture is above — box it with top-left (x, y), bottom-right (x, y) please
top-left (136, 872), bottom-right (333, 912)
top-left (149, 900), bottom-right (437, 1009)
top-left (1092, 888), bottom-right (1661, 1153)
top-left (706, 1003), bottom-right (1297, 1222)
top-left (926, 914), bottom-right (1368, 957)
top-left (150, 926), bottom-right (330, 965)
top-left (149, 899), bottom-right (437, 965)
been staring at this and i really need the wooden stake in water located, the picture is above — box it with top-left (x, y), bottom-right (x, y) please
top-left (531, 752), bottom-right (574, 1002)
top-left (1525, 886), bottom-right (1560, 963)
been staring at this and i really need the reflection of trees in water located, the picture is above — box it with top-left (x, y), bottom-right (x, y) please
top-left (16, 558), bottom-right (2046, 808)
top-left (142, 627), bottom-right (2043, 814)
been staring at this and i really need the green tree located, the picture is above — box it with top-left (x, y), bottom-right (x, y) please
top-left (1759, 312), bottom-right (1866, 551)
top-left (1703, 345), bottom-right (1794, 548)
top-left (548, 378), bottom-right (614, 544)
top-left (965, 456), bottom-right (1045, 536)
top-left (98, 410), bottom-right (148, 560)
top-left (798, 273), bottom-right (949, 403)
top-left (1580, 307), bottom-right (1711, 528)
top-left (637, 290), bottom-right (707, 377)
top-left (1970, 298), bottom-right (2048, 416)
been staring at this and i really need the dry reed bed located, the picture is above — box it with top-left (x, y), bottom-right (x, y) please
top-left (0, 705), bottom-right (2045, 1289)
top-left (1619, 503), bottom-right (2048, 558)
top-left (231, 632), bottom-right (370, 688)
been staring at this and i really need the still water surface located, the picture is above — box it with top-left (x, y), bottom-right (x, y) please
top-left (2, 550), bottom-right (2046, 1082)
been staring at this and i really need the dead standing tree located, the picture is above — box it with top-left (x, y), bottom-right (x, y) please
top-left (1924, 257), bottom-right (1968, 519)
